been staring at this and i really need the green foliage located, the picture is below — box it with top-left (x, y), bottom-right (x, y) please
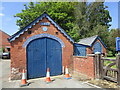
top-left (15, 2), bottom-right (81, 41)
top-left (0, 48), bottom-right (2, 52)
top-left (2, 47), bottom-right (5, 52)
top-left (107, 51), bottom-right (113, 57)
top-left (15, 2), bottom-right (76, 31)
top-left (67, 24), bottom-right (80, 42)
top-left (92, 25), bottom-right (109, 47)
top-left (88, 2), bottom-right (112, 29)
top-left (74, 2), bottom-right (90, 38)
top-left (104, 60), bottom-right (116, 69)
top-left (74, 2), bottom-right (112, 41)
top-left (0, 47), bottom-right (5, 52)
top-left (107, 29), bottom-right (120, 56)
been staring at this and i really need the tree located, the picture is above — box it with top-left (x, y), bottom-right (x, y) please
top-left (92, 25), bottom-right (109, 46)
top-left (87, 2), bottom-right (112, 54)
top-left (74, 2), bottom-right (112, 40)
top-left (15, 2), bottom-right (77, 33)
top-left (88, 2), bottom-right (112, 29)
top-left (67, 24), bottom-right (80, 42)
top-left (108, 29), bottom-right (120, 56)
top-left (74, 2), bottom-right (90, 39)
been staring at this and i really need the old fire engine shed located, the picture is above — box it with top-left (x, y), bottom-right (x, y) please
top-left (9, 12), bottom-right (74, 79)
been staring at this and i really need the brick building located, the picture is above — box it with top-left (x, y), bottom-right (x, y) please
top-left (9, 13), bottom-right (107, 80)
top-left (0, 30), bottom-right (10, 52)
top-left (9, 12), bottom-right (74, 79)
top-left (73, 35), bottom-right (107, 79)
top-left (74, 35), bottom-right (107, 56)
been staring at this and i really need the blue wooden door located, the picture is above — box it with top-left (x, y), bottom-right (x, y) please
top-left (94, 42), bottom-right (102, 53)
top-left (46, 38), bottom-right (62, 76)
top-left (27, 37), bottom-right (62, 79)
top-left (27, 38), bottom-right (46, 78)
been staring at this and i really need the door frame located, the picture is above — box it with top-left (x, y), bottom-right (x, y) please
top-left (23, 33), bottom-right (65, 48)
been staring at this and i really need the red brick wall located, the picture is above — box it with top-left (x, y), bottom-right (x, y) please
top-left (73, 56), bottom-right (95, 79)
top-left (0, 30), bottom-right (10, 48)
top-left (10, 17), bottom-right (73, 79)
top-left (86, 48), bottom-right (92, 54)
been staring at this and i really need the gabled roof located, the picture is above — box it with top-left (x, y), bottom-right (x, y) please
top-left (77, 35), bottom-right (107, 48)
top-left (0, 30), bottom-right (10, 37)
top-left (0, 30), bottom-right (10, 47)
top-left (8, 12), bottom-right (74, 43)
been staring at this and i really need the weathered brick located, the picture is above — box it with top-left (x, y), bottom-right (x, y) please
top-left (73, 56), bottom-right (95, 79)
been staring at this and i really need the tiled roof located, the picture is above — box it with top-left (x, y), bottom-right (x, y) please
top-left (78, 35), bottom-right (98, 46)
top-left (77, 35), bottom-right (107, 48)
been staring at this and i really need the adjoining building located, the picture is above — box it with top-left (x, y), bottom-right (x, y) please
top-left (74, 35), bottom-right (107, 56)
top-left (0, 30), bottom-right (10, 52)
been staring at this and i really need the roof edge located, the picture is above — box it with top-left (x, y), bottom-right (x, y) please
top-left (74, 43), bottom-right (90, 47)
top-left (90, 36), bottom-right (107, 48)
top-left (0, 30), bottom-right (11, 37)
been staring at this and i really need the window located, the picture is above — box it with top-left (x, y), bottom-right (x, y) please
top-left (74, 44), bottom-right (86, 56)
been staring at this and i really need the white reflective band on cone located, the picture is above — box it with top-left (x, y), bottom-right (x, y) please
top-left (46, 72), bottom-right (50, 77)
top-left (66, 68), bottom-right (69, 74)
top-left (62, 66), bottom-right (65, 74)
top-left (22, 73), bottom-right (26, 79)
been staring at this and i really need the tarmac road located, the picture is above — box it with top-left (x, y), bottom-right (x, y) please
top-left (1, 59), bottom-right (96, 88)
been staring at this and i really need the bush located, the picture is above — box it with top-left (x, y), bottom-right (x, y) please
top-left (107, 51), bottom-right (113, 57)
top-left (0, 48), bottom-right (2, 52)
top-left (0, 47), bottom-right (5, 52)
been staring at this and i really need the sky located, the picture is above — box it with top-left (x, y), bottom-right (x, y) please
top-left (0, 2), bottom-right (119, 36)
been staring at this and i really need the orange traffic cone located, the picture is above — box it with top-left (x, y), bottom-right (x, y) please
top-left (64, 66), bottom-right (71, 79)
top-left (45, 68), bottom-right (52, 83)
top-left (20, 69), bottom-right (29, 87)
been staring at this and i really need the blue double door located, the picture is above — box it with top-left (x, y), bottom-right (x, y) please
top-left (27, 37), bottom-right (62, 79)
